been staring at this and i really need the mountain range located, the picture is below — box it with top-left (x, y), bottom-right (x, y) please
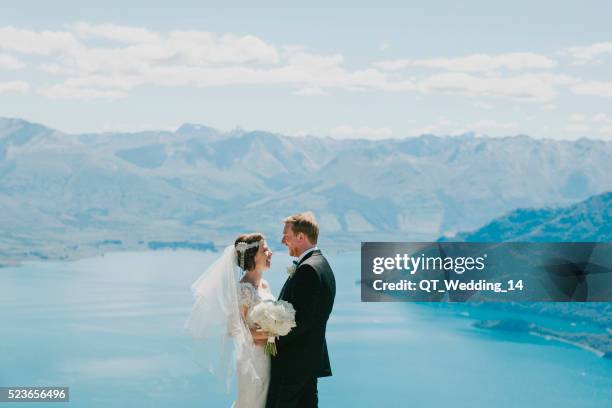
top-left (1, 117), bottom-right (611, 263)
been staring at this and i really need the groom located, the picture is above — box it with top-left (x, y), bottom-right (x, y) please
top-left (266, 211), bottom-right (336, 408)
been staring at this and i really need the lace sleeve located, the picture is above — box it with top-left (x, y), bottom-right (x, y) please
top-left (238, 283), bottom-right (257, 309)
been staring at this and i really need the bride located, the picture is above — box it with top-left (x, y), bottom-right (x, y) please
top-left (185, 233), bottom-right (275, 408)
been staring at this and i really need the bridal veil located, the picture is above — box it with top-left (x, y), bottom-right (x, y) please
top-left (185, 245), bottom-right (261, 391)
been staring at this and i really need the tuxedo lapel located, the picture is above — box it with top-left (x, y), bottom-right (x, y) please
top-left (297, 249), bottom-right (320, 266)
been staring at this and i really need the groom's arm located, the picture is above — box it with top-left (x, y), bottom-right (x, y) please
top-left (277, 265), bottom-right (320, 349)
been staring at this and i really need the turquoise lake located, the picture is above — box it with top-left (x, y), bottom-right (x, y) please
top-left (1, 250), bottom-right (611, 407)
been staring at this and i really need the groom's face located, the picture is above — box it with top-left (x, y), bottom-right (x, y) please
top-left (282, 223), bottom-right (301, 257)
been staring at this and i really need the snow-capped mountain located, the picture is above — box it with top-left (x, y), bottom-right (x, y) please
top-left (1, 117), bottom-right (611, 262)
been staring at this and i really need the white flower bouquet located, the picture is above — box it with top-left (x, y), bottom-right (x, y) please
top-left (249, 300), bottom-right (296, 356)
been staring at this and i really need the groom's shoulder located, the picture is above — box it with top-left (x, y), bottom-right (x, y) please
top-left (303, 250), bottom-right (331, 271)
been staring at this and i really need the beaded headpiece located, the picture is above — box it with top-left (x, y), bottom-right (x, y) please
top-left (235, 240), bottom-right (261, 270)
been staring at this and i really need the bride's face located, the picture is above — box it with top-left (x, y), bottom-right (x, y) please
top-left (254, 240), bottom-right (272, 271)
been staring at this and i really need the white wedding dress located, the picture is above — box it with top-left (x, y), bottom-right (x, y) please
top-left (233, 282), bottom-right (275, 408)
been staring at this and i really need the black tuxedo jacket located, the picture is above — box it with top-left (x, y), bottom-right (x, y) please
top-left (273, 249), bottom-right (336, 381)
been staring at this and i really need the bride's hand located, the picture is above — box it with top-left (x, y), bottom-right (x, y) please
top-left (253, 338), bottom-right (268, 346)
top-left (250, 328), bottom-right (270, 344)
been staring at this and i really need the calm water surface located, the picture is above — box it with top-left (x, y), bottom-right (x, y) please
top-left (1, 250), bottom-right (610, 407)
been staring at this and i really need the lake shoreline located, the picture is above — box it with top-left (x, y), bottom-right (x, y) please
top-left (473, 318), bottom-right (612, 360)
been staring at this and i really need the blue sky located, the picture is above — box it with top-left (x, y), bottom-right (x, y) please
top-left (1, 0), bottom-right (612, 139)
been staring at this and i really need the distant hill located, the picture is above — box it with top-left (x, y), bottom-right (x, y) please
top-left (439, 192), bottom-right (612, 330)
top-left (441, 192), bottom-right (612, 242)
top-left (2, 116), bottom-right (612, 263)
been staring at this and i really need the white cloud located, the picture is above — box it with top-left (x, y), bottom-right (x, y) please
top-left (566, 42), bottom-right (612, 62)
top-left (592, 113), bottom-right (612, 124)
top-left (450, 119), bottom-right (519, 135)
top-left (405, 116), bottom-right (455, 136)
top-left (0, 26), bottom-right (81, 55)
top-left (566, 113), bottom-right (612, 136)
top-left (437, 117), bottom-right (451, 126)
top-left (472, 101), bottom-right (493, 110)
top-left (279, 50), bottom-right (408, 92)
top-left (0, 23), bottom-right (594, 105)
top-left (408, 125), bottom-right (440, 135)
top-left (290, 128), bottom-right (319, 137)
top-left (0, 53), bottom-right (24, 69)
top-left (465, 119), bottom-right (519, 130)
top-left (0, 24), bottom-right (279, 66)
top-left (374, 53), bottom-right (557, 72)
top-left (569, 113), bottom-right (586, 121)
top-left (73, 22), bottom-right (161, 44)
top-left (167, 30), bottom-right (280, 65)
top-left (418, 73), bottom-right (575, 101)
top-left (286, 50), bottom-right (343, 70)
top-left (0, 25), bottom-right (405, 99)
top-left (37, 51), bottom-right (408, 97)
top-left (294, 87), bottom-right (328, 96)
top-left (329, 125), bottom-right (393, 139)
top-left (570, 81), bottom-right (612, 97)
top-left (566, 123), bottom-right (591, 133)
top-left (39, 84), bottom-right (127, 100)
top-left (0, 80), bottom-right (29, 93)
top-left (54, 48), bottom-right (157, 75)
top-left (409, 117), bottom-right (521, 136)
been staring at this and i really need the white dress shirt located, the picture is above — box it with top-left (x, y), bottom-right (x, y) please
top-left (296, 246), bottom-right (318, 265)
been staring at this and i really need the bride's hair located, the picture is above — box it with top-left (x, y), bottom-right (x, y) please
top-left (234, 233), bottom-right (265, 271)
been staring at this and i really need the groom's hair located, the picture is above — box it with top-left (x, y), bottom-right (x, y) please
top-left (283, 212), bottom-right (319, 244)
